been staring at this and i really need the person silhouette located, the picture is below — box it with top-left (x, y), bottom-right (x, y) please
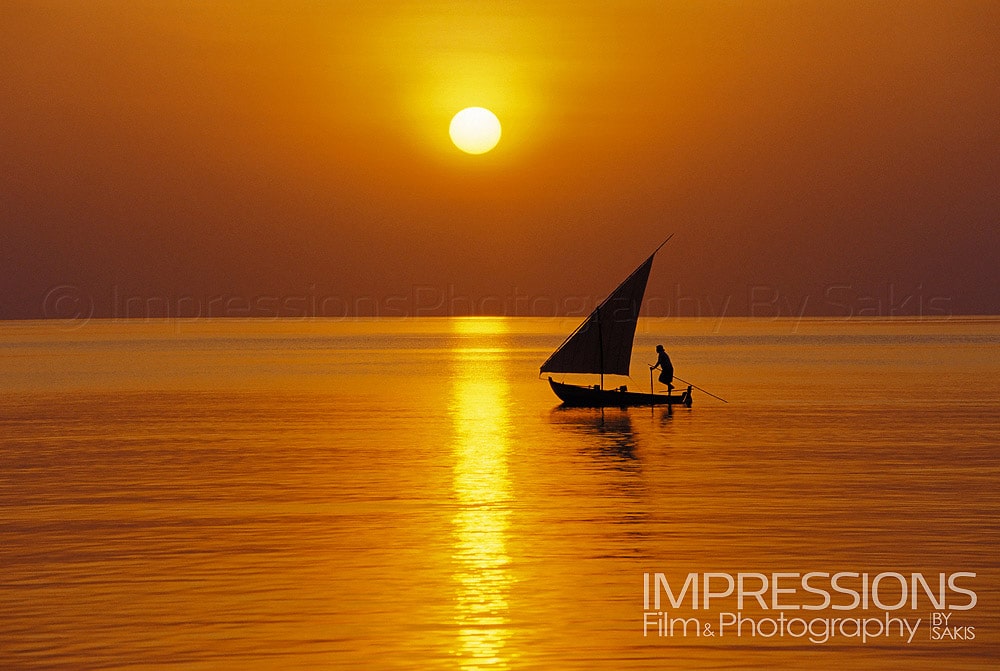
top-left (652, 344), bottom-right (674, 391)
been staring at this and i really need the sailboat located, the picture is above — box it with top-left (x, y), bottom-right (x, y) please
top-left (540, 236), bottom-right (693, 408)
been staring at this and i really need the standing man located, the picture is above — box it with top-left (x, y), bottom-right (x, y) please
top-left (652, 344), bottom-right (674, 391)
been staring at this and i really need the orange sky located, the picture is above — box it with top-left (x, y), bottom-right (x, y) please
top-left (2, 1), bottom-right (998, 318)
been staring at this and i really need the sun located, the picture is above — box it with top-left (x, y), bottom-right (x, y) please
top-left (449, 107), bottom-right (502, 155)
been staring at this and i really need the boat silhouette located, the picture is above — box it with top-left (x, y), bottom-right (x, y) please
top-left (540, 235), bottom-right (692, 408)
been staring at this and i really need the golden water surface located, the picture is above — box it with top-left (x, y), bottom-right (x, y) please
top-left (2, 317), bottom-right (998, 669)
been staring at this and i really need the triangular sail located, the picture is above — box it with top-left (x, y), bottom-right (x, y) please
top-left (540, 253), bottom-right (655, 377)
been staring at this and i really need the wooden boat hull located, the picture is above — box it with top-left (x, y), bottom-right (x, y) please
top-left (548, 377), bottom-right (692, 408)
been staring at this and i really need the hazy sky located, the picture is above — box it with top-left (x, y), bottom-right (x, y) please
top-left (3, 1), bottom-right (998, 318)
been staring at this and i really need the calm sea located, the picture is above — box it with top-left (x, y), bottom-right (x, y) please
top-left (2, 317), bottom-right (998, 670)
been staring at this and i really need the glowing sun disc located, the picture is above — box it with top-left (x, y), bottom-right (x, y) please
top-left (449, 107), bottom-right (502, 154)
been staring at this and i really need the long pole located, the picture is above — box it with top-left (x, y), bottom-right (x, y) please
top-left (673, 375), bottom-right (728, 403)
top-left (649, 366), bottom-right (656, 415)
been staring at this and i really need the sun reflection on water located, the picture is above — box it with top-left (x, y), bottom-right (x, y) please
top-left (449, 319), bottom-right (514, 670)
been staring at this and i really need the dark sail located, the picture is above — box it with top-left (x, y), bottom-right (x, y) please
top-left (539, 253), bottom-right (655, 377)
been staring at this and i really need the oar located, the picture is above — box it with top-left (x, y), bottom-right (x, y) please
top-left (674, 376), bottom-right (728, 403)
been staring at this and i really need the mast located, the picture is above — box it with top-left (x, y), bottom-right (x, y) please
top-left (597, 311), bottom-right (604, 390)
